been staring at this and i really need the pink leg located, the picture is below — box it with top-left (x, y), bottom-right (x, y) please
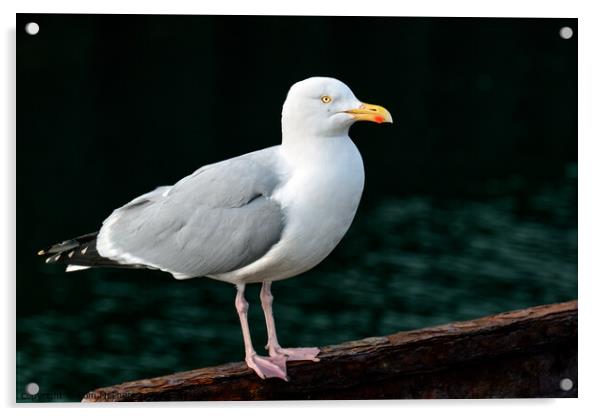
top-left (260, 281), bottom-right (320, 362)
top-left (235, 284), bottom-right (287, 380)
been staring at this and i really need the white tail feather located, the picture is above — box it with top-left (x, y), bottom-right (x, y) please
top-left (65, 265), bottom-right (91, 272)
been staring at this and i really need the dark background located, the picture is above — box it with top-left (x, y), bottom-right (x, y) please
top-left (17, 14), bottom-right (577, 402)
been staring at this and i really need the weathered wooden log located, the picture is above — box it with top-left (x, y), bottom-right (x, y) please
top-left (83, 300), bottom-right (577, 401)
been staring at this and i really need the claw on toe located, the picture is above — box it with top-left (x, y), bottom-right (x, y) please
top-left (246, 354), bottom-right (288, 380)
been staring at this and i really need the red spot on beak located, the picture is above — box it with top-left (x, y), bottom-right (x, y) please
top-left (374, 115), bottom-right (385, 123)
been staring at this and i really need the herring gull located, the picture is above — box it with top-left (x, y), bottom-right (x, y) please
top-left (39, 77), bottom-right (392, 380)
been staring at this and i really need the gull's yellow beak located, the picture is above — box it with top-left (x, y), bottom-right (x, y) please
top-left (345, 102), bottom-right (393, 124)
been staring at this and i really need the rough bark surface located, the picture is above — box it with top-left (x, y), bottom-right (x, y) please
top-left (83, 300), bottom-right (577, 401)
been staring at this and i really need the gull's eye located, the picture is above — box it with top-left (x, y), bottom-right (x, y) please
top-left (320, 95), bottom-right (332, 104)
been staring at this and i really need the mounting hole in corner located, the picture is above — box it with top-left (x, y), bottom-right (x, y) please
top-left (25, 22), bottom-right (40, 36)
top-left (559, 26), bottom-right (573, 40)
top-left (25, 382), bottom-right (40, 395)
top-left (559, 378), bottom-right (573, 391)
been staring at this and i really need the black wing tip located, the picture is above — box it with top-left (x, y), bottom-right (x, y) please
top-left (38, 232), bottom-right (99, 256)
top-left (38, 231), bottom-right (140, 270)
top-left (38, 232), bottom-right (99, 264)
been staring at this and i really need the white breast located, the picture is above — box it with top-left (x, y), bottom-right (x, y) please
top-left (210, 136), bottom-right (365, 285)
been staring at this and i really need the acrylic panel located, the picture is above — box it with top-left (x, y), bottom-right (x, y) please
top-left (17, 14), bottom-right (577, 402)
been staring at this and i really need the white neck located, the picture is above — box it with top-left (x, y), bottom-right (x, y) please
top-left (281, 133), bottom-right (357, 168)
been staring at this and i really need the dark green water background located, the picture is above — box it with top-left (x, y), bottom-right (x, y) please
top-left (17, 15), bottom-right (577, 402)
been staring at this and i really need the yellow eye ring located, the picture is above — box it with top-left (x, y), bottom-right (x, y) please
top-left (320, 95), bottom-right (332, 104)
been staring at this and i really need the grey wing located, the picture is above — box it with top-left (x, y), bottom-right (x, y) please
top-left (95, 150), bottom-right (285, 279)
